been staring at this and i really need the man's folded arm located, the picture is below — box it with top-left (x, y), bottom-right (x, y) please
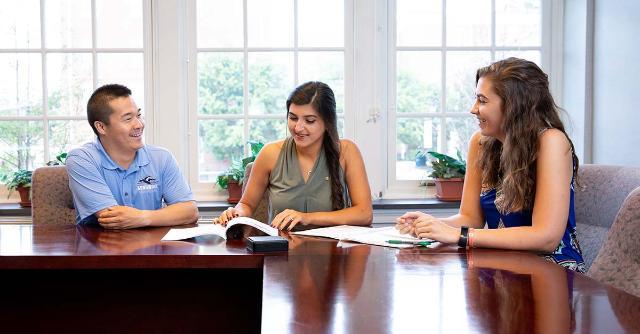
top-left (66, 152), bottom-right (118, 224)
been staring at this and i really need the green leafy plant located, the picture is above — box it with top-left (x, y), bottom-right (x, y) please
top-left (1, 169), bottom-right (33, 198)
top-left (216, 141), bottom-right (264, 189)
top-left (46, 152), bottom-right (68, 166)
top-left (427, 151), bottom-right (466, 179)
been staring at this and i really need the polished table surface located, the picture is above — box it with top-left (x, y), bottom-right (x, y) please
top-left (1, 224), bottom-right (638, 333)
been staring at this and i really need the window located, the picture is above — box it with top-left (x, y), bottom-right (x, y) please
top-left (191, 0), bottom-right (349, 187)
top-left (1, 0), bottom-right (557, 203)
top-left (0, 0), bottom-right (146, 179)
top-left (389, 0), bottom-right (544, 188)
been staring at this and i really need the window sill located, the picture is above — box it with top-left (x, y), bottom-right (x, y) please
top-left (0, 198), bottom-right (459, 218)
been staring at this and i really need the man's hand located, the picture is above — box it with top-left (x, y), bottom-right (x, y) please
top-left (97, 206), bottom-right (150, 229)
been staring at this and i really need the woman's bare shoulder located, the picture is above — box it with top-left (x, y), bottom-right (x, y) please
top-left (339, 138), bottom-right (359, 151)
top-left (538, 128), bottom-right (571, 152)
top-left (255, 139), bottom-right (286, 167)
top-left (470, 130), bottom-right (483, 145)
top-left (262, 139), bottom-right (286, 154)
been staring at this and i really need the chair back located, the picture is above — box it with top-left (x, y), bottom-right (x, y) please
top-left (588, 186), bottom-right (640, 297)
top-left (31, 166), bottom-right (76, 225)
top-left (243, 162), bottom-right (269, 223)
top-left (574, 164), bottom-right (640, 270)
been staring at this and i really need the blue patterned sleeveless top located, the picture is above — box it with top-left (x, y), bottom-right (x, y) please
top-left (480, 183), bottom-right (586, 273)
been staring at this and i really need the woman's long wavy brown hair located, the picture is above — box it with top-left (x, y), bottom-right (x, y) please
top-left (286, 81), bottom-right (345, 211)
top-left (477, 57), bottom-right (579, 213)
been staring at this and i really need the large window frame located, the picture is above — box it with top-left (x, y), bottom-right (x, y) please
top-left (383, 0), bottom-right (558, 197)
top-left (0, 0), bottom-right (153, 202)
top-left (1, 0), bottom-right (563, 203)
top-left (185, 0), bottom-right (355, 200)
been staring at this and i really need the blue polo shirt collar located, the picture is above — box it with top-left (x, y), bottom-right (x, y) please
top-left (94, 138), bottom-right (150, 172)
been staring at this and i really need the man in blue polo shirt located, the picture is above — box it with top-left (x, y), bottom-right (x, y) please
top-left (67, 84), bottom-right (198, 228)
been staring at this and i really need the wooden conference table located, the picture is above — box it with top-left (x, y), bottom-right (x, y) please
top-left (0, 223), bottom-right (638, 333)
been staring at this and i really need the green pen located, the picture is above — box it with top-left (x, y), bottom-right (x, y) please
top-left (387, 239), bottom-right (434, 247)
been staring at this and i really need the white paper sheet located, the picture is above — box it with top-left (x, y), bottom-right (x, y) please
top-left (161, 224), bottom-right (227, 241)
top-left (227, 217), bottom-right (279, 236)
top-left (293, 226), bottom-right (437, 249)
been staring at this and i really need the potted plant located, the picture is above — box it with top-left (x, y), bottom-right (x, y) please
top-left (427, 151), bottom-right (466, 201)
top-left (1, 169), bottom-right (33, 207)
top-left (216, 141), bottom-right (264, 204)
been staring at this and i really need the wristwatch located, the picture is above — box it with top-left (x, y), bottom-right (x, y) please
top-left (458, 226), bottom-right (469, 248)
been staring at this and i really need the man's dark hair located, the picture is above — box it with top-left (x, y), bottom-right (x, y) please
top-left (87, 84), bottom-right (132, 136)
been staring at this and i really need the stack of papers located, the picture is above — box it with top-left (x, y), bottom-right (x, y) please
top-left (292, 225), bottom-right (437, 249)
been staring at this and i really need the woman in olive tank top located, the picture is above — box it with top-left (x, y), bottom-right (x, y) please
top-left (217, 82), bottom-right (372, 231)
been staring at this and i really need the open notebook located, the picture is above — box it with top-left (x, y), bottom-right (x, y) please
top-left (292, 225), bottom-right (437, 249)
top-left (161, 217), bottom-right (278, 241)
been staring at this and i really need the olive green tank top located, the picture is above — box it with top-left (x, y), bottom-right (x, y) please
top-left (268, 137), bottom-right (351, 227)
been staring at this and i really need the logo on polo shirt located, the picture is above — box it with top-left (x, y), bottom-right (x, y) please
top-left (137, 175), bottom-right (158, 191)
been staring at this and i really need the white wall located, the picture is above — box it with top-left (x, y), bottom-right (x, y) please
top-left (592, 0), bottom-right (640, 165)
top-left (562, 0), bottom-right (587, 163)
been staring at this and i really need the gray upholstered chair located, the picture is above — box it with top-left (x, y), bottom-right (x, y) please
top-left (31, 166), bottom-right (76, 225)
top-left (574, 164), bottom-right (640, 270)
top-left (587, 186), bottom-right (640, 297)
top-left (243, 162), bottom-right (269, 223)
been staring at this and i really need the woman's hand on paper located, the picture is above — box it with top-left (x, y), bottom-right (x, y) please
top-left (271, 209), bottom-right (308, 231)
top-left (215, 207), bottom-right (244, 226)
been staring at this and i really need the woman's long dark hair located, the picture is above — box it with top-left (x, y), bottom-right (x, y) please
top-left (476, 58), bottom-right (579, 213)
top-left (286, 81), bottom-right (345, 211)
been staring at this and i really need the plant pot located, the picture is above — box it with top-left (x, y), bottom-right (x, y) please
top-left (226, 181), bottom-right (242, 204)
top-left (16, 185), bottom-right (31, 207)
top-left (433, 178), bottom-right (464, 202)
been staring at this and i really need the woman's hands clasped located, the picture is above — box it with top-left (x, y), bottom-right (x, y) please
top-left (395, 211), bottom-right (460, 244)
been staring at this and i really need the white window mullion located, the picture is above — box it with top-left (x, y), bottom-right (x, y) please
top-left (293, 0), bottom-right (299, 86)
top-left (440, 0), bottom-right (447, 156)
top-left (343, 0), bottom-right (356, 140)
top-left (242, 0), bottom-right (250, 156)
top-left (143, 0), bottom-right (154, 145)
top-left (186, 0), bottom-right (199, 187)
top-left (491, 0), bottom-right (496, 63)
top-left (91, 0), bottom-right (98, 90)
top-left (40, 0), bottom-right (49, 163)
top-left (386, 0), bottom-right (398, 192)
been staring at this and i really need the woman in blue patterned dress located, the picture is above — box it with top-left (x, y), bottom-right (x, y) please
top-left (395, 57), bottom-right (585, 272)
